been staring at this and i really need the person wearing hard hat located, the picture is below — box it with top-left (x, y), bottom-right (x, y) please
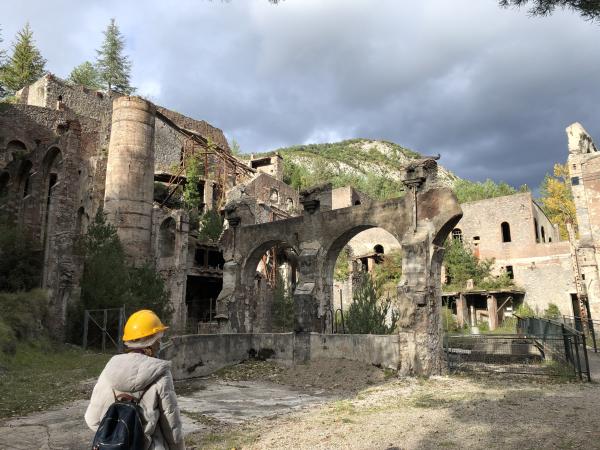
top-left (85, 310), bottom-right (185, 450)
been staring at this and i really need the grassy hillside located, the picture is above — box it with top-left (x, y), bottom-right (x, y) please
top-left (252, 139), bottom-right (459, 200)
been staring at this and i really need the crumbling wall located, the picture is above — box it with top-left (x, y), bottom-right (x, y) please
top-left (217, 159), bottom-right (462, 376)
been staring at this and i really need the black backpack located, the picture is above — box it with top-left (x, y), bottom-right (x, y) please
top-left (91, 387), bottom-right (149, 450)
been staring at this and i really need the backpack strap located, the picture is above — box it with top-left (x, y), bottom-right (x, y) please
top-left (112, 384), bottom-right (152, 404)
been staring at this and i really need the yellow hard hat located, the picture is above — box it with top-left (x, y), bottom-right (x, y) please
top-left (122, 309), bottom-right (169, 342)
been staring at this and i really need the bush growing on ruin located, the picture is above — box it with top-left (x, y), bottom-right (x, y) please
top-left (543, 303), bottom-right (561, 320)
top-left (515, 302), bottom-right (535, 318)
top-left (443, 239), bottom-right (515, 292)
top-left (197, 209), bottom-right (225, 242)
top-left (68, 209), bottom-right (172, 344)
top-left (272, 273), bottom-right (294, 332)
top-left (372, 249), bottom-right (403, 295)
top-left (333, 247), bottom-right (352, 282)
top-left (346, 275), bottom-right (398, 334)
top-left (0, 219), bottom-right (43, 292)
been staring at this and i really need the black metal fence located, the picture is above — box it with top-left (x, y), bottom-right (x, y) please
top-left (82, 307), bottom-right (125, 353)
top-left (444, 316), bottom-right (591, 381)
top-left (562, 315), bottom-right (599, 353)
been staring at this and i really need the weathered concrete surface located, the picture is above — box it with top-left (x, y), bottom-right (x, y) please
top-left (169, 332), bottom-right (403, 380)
top-left (309, 334), bottom-right (400, 369)
top-left (0, 380), bottom-right (333, 450)
top-left (167, 333), bottom-right (295, 379)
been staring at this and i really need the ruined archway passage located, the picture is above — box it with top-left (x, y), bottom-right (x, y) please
top-left (217, 160), bottom-right (462, 375)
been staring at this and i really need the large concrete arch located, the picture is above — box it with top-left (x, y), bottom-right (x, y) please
top-left (216, 158), bottom-right (462, 375)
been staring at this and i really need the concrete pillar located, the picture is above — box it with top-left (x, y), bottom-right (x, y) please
top-left (487, 295), bottom-right (498, 331)
top-left (456, 294), bottom-right (468, 328)
top-left (104, 97), bottom-right (156, 266)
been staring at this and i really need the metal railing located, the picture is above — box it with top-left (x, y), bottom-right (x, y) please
top-left (444, 316), bottom-right (591, 381)
top-left (517, 316), bottom-right (590, 381)
top-left (561, 315), bottom-right (599, 353)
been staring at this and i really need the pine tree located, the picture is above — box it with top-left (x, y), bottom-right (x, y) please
top-left (68, 61), bottom-right (101, 89)
top-left (96, 19), bottom-right (134, 94)
top-left (0, 23), bottom-right (46, 94)
top-left (0, 26), bottom-right (6, 97)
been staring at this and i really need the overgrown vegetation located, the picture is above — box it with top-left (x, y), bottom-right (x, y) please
top-left (543, 303), bottom-right (561, 320)
top-left (0, 342), bottom-right (110, 418)
top-left (0, 289), bottom-right (48, 356)
top-left (515, 302), bottom-right (535, 318)
top-left (68, 209), bottom-right (171, 344)
top-left (271, 273), bottom-right (294, 332)
top-left (334, 247), bottom-right (352, 282)
top-left (197, 209), bottom-right (224, 242)
top-left (453, 178), bottom-right (528, 204)
top-left (538, 163), bottom-right (577, 240)
top-left (0, 220), bottom-right (43, 292)
top-left (443, 238), bottom-right (515, 292)
top-left (346, 275), bottom-right (398, 334)
top-left (371, 250), bottom-right (403, 295)
top-left (267, 139), bottom-right (420, 201)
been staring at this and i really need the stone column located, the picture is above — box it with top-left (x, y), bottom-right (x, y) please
top-left (487, 295), bottom-right (498, 331)
top-left (456, 294), bottom-right (468, 328)
top-left (104, 97), bottom-right (156, 266)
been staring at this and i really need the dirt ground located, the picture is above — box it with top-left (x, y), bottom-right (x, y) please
top-left (2, 357), bottom-right (600, 449)
top-left (184, 358), bottom-right (600, 450)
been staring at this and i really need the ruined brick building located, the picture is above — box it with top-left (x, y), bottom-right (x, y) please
top-left (0, 74), bottom-right (297, 336)
top-left (443, 123), bottom-right (600, 329)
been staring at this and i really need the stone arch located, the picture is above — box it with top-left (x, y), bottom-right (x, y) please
top-left (321, 224), bottom-right (401, 330)
top-left (501, 221), bottom-right (512, 243)
top-left (6, 140), bottom-right (27, 162)
top-left (159, 217), bottom-right (177, 258)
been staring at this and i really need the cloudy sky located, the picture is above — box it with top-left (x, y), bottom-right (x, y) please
top-left (3, 0), bottom-right (599, 188)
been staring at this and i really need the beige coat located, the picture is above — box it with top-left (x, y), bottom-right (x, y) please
top-left (85, 352), bottom-right (185, 450)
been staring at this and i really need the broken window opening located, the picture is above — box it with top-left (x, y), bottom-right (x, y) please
top-left (534, 218), bottom-right (540, 243)
top-left (501, 222), bottom-right (511, 243)
top-left (186, 275), bottom-right (222, 326)
top-left (0, 172), bottom-right (9, 200)
top-left (159, 217), bottom-right (176, 258)
top-left (506, 265), bottom-right (514, 279)
top-left (541, 226), bottom-right (546, 243)
top-left (452, 228), bottom-right (463, 242)
top-left (374, 244), bottom-right (384, 254)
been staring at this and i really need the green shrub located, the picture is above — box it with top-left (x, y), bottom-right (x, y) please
top-left (68, 209), bottom-right (172, 344)
top-left (0, 289), bottom-right (48, 350)
top-left (197, 209), bottom-right (224, 242)
top-left (271, 273), bottom-right (294, 332)
top-left (346, 275), bottom-right (398, 334)
top-left (543, 303), bottom-right (561, 320)
top-left (515, 302), bottom-right (535, 318)
top-left (441, 305), bottom-right (460, 333)
top-left (0, 220), bottom-right (43, 292)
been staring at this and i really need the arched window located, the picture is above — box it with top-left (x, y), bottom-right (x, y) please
top-left (18, 160), bottom-right (33, 198)
top-left (452, 228), bottom-right (463, 242)
top-left (541, 226), bottom-right (546, 243)
top-left (7, 140), bottom-right (27, 160)
top-left (534, 218), bottom-right (540, 243)
top-left (501, 222), bottom-right (511, 243)
top-left (269, 188), bottom-right (279, 203)
top-left (159, 217), bottom-right (176, 258)
top-left (374, 244), bottom-right (384, 254)
top-left (286, 197), bottom-right (294, 211)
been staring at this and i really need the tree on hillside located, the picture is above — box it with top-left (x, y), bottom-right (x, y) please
top-left (96, 18), bottom-right (134, 94)
top-left (499, 0), bottom-right (600, 22)
top-left (0, 23), bottom-right (46, 94)
top-left (453, 179), bottom-right (527, 204)
top-left (68, 61), bottom-right (101, 90)
top-left (538, 163), bottom-right (576, 240)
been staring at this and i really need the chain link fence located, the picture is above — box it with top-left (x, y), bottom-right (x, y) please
top-left (445, 316), bottom-right (591, 381)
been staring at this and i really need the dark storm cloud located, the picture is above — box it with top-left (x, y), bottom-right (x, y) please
top-left (2, 0), bottom-right (599, 188)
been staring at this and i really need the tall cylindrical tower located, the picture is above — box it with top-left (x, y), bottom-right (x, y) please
top-left (104, 96), bottom-right (156, 265)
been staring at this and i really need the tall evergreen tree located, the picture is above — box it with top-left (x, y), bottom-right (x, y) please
top-left (0, 23), bottom-right (46, 94)
top-left (0, 26), bottom-right (6, 97)
top-left (96, 18), bottom-right (134, 94)
top-left (68, 61), bottom-right (101, 89)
